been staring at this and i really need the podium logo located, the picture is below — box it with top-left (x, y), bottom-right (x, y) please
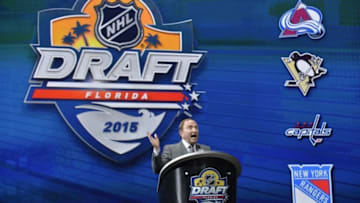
top-left (189, 168), bottom-right (229, 203)
top-left (289, 164), bottom-right (333, 203)
top-left (279, 0), bottom-right (325, 39)
top-left (24, 0), bottom-right (205, 162)
top-left (282, 51), bottom-right (327, 96)
top-left (285, 114), bottom-right (332, 146)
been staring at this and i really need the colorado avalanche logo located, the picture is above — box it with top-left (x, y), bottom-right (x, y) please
top-left (24, 0), bottom-right (205, 163)
top-left (95, 1), bottom-right (143, 50)
top-left (279, 0), bottom-right (325, 39)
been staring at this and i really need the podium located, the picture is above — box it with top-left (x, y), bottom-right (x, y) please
top-left (157, 151), bottom-right (241, 203)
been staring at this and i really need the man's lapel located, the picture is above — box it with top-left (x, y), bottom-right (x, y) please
top-left (195, 144), bottom-right (200, 151)
top-left (177, 141), bottom-right (188, 155)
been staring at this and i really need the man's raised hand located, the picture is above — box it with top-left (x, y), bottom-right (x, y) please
top-left (147, 132), bottom-right (160, 151)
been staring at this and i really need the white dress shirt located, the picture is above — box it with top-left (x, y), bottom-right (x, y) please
top-left (153, 139), bottom-right (196, 156)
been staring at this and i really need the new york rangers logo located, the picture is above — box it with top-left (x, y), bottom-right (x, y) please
top-left (289, 164), bottom-right (333, 203)
top-left (25, 0), bottom-right (205, 163)
top-left (279, 0), bottom-right (325, 39)
top-left (95, 1), bottom-right (143, 50)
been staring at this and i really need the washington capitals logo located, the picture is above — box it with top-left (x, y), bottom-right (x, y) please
top-left (285, 114), bottom-right (332, 146)
top-left (289, 164), bottom-right (333, 203)
top-left (279, 0), bottom-right (325, 39)
top-left (282, 51), bottom-right (327, 96)
top-left (24, 0), bottom-right (205, 162)
top-left (189, 168), bottom-right (229, 203)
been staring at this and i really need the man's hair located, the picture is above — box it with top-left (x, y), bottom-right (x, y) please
top-left (178, 118), bottom-right (196, 131)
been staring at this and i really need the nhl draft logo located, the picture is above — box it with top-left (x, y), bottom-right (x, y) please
top-left (189, 168), bottom-right (229, 203)
top-left (285, 114), bottom-right (332, 146)
top-left (24, 0), bottom-right (205, 162)
top-left (288, 164), bottom-right (333, 203)
top-left (282, 51), bottom-right (327, 96)
top-left (279, 0), bottom-right (325, 39)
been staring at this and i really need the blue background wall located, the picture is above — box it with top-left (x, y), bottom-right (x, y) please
top-left (0, 0), bottom-right (359, 202)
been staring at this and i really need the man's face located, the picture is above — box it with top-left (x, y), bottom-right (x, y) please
top-left (179, 119), bottom-right (199, 144)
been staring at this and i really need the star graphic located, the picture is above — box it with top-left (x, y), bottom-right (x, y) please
top-left (189, 91), bottom-right (200, 101)
top-left (183, 83), bottom-right (192, 91)
top-left (181, 102), bottom-right (190, 111)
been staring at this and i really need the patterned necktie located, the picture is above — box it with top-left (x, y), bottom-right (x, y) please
top-left (190, 144), bottom-right (196, 153)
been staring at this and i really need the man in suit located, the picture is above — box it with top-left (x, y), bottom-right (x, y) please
top-left (147, 118), bottom-right (211, 174)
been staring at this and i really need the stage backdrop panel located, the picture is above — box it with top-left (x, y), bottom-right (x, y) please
top-left (0, 0), bottom-right (359, 202)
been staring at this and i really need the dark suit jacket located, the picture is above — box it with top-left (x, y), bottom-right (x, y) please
top-left (152, 141), bottom-right (211, 174)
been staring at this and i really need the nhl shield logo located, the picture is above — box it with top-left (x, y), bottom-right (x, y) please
top-left (289, 164), bottom-right (333, 203)
top-left (95, 1), bottom-right (143, 50)
top-left (25, 0), bottom-right (205, 163)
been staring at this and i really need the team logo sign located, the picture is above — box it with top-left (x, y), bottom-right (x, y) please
top-left (285, 114), bottom-right (332, 146)
top-left (279, 0), bottom-right (325, 39)
top-left (189, 168), bottom-right (229, 203)
top-left (289, 164), bottom-right (333, 203)
top-left (282, 51), bottom-right (327, 96)
top-left (25, 0), bottom-right (205, 162)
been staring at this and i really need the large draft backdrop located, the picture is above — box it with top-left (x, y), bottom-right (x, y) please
top-left (0, 0), bottom-right (359, 202)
